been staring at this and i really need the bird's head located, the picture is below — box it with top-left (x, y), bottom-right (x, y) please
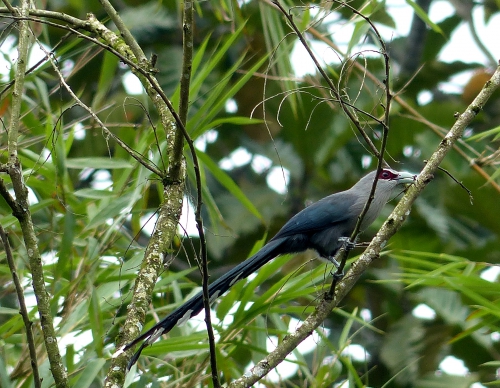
top-left (350, 168), bottom-right (417, 228)
top-left (375, 168), bottom-right (416, 195)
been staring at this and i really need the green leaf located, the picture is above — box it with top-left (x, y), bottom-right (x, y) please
top-left (88, 287), bottom-right (103, 356)
top-left (0, 199), bottom-right (55, 228)
top-left (198, 150), bottom-right (263, 222)
top-left (204, 116), bottom-right (264, 129)
top-left (85, 192), bottom-right (139, 230)
top-left (65, 158), bottom-right (133, 169)
top-left (0, 354), bottom-right (12, 388)
top-left (72, 358), bottom-right (106, 388)
top-left (93, 50), bottom-right (119, 108)
top-left (406, 0), bottom-right (445, 35)
top-left (56, 208), bottom-right (76, 278)
top-left (143, 333), bottom-right (210, 355)
top-left (348, 20), bottom-right (371, 54)
top-left (418, 288), bottom-right (468, 325)
top-left (467, 125), bottom-right (500, 141)
top-left (186, 23), bottom-right (246, 104)
top-left (0, 307), bottom-right (19, 315)
top-left (260, 2), bottom-right (298, 113)
top-left (74, 188), bottom-right (116, 199)
top-left (189, 54), bottom-right (269, 140)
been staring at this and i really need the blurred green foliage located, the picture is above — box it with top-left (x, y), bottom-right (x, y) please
top-left (0, 0), bottom-right (499, 387)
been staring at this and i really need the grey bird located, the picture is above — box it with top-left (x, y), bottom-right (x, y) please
top-left (122, 168), bottom-right (416, 368)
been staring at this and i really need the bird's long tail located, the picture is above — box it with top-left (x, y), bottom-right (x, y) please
top-left (123, 238), bottom-right (285, 369)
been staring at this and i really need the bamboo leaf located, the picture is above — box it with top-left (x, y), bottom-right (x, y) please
top-left (66, 158), bottom-right (133, 169)
top-left (405, 0), bottom-right (445, 35)
top-left (198, 150), bottom-right (263, 222)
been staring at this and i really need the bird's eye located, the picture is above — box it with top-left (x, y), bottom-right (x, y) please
top-left (378, 169), bottom-right (396, 180)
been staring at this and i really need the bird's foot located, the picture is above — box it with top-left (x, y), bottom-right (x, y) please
top-left (338, 237), bottom-right (355, 251)
top-left (326, 256), bottom-right (340, 268)
top-left (326, 256), bottom-right (344, 279)
top-left (332, 269), bottom-right (344, 281)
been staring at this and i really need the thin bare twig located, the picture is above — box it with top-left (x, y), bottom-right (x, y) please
top-left (306, 23), bottom-right (500, 194)
top-left (271, 0), bottom-right (380, 159)
top-left (424, 162), bottom-right (474, 205)
top-left (0, 6), bottom-right (89, 27)
top-left (0, 31), bottom-right (73, 100)
top-left (177, 0), bottom-right (220, 385)
top-left (329, 1), bottom-right (393, 293)
top-left (0, 225), bottom-right (41, 388)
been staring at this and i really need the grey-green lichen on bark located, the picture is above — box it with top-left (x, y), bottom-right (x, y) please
top-left (94, 8), bottom-right (188, 386)
top-left (85, 12), bottom-right (177, 144)
top-left (3, 2), bottom-right (69, 387)
top-left (104, 168), bottom-right (186, 387)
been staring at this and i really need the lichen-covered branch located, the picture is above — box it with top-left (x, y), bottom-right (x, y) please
top-left (97, 0), bottom-right (147, 64)
top-left (2, 3), bottom-right (69, 387)
top-left (104, 174), bottom-right (185, 387)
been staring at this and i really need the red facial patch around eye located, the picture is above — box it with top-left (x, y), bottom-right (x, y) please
top-left (378, 169), bottom-right (398, 180)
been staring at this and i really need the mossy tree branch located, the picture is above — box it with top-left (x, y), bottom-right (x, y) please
top-left (1, 2), bottom-right (69, 387)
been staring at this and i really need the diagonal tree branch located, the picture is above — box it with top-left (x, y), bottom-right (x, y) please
top-left (97, 0), bottom-right (147, 64)
top-left (228, 64), bottom-right (500, 388)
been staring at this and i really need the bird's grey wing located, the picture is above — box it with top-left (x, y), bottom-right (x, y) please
top-left (271, 192), bottom-right (356, 240)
